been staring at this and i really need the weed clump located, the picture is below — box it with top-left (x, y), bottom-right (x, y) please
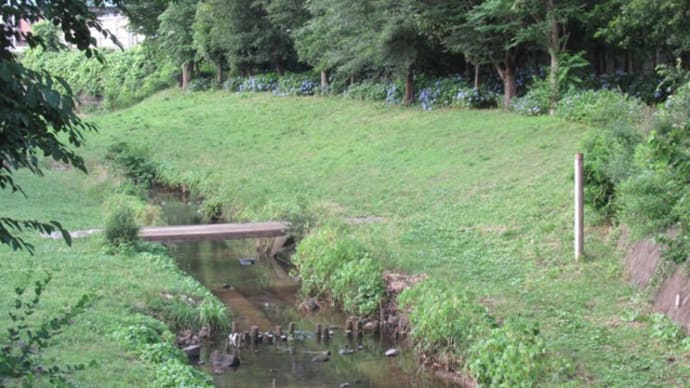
top-left (399, 280), bottom-right (550, 386)
top-left (104, 203), bottom-right (140, 248)
top-left (292, 224), bottom-right (385, 316)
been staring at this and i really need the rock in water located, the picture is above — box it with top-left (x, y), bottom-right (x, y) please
top-left (385, 348), bottom-right (400, 357)
top-left (363, 320), bottom-right (379, 333)
top-left (311, 351), bottom-right (330, 362)
top-left (182, 344), bottom-right (201, 358)
top-left (211, 350), bottom-right (240, 369)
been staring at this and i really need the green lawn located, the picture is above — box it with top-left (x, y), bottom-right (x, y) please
top-left (2, 89), bottom-right (688, 386)
top-left (0, 169), bottom-right (217, 386)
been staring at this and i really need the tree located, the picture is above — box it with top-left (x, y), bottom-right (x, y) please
top-left (30, 21), bottom-right (64, 52)
top-left (193, 0), bottom-right (231, 84)
top-left (157, 0), bottom-right (197, 88)
top-left (258, 0), bottom-right (309, 75)
top-left (377, 0), bottom-right (427, 105)
top-left (417, 1), bottom-right (489, 89)
top-left (295, 0), bottom-right (381, 85)
top-left (512, 0), bottom-right (585, 112)
top-left (208, 0), bottom-right (299, 76)
top-left (1, 0), bottom-right (119, 252)
top-left (294, 0), bottom-right (342, 89)
top-left (597, 0), bottom-right (690, 64)
top-left (119, 0), bottom-right (170, 37)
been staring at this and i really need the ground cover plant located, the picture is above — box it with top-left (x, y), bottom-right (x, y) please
top-left (80, 90), bottom-right (690, 385)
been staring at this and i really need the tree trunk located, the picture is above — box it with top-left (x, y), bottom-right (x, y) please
top-left (547, 0), bottom-right (559, 115)
top-left (497, 51), bottom-right (517, 110)
top-left (216, 63), bottom-right (225, 85)
top-left (596, 48), bottom-right (606, 74)
top-left (654, 47), bottom-right (660, 69)
top-left (320, 70), bottom-right (329, 90)
top-left (350, 73), bottom-right (355, 86)
top-left (275, 62), bottom-right (284, 76)
top-left (502, 67), bottom-right (516, 110)
top-left (181, 61), bottom-right (192, 89)
top-left (626, 50), bottom-right (633, 73)
top-left (473, 63), bottom-right (480, 89)
top-left (404, 67), bottom-right (414, 105)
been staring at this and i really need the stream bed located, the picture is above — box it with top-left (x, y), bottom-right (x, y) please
top-left (156, 194), bottom-right (444, 387)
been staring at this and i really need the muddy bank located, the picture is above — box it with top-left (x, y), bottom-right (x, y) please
top-left (622, 228), bottom-right (690, 331)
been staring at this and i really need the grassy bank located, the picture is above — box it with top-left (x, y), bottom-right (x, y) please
top-left (0, 169), bottom-right (224, 386)
top-left (3, 88), bottom-right (689, 385)
top-left (82, 89), bottom-right (690, 385)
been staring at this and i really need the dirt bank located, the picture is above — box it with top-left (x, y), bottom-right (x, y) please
top-left (622, 228), bottom-right (690, 331)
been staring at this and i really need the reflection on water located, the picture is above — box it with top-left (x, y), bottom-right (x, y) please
top-left (156, 193), bottom-right (445, 387)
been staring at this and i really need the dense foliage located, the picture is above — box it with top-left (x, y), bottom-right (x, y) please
top-left (111, 314), bottom-right (213, 387)
top-left (23, 47), bottom-right (177, 109)
top-left (108, 0), bottom-right (690, 109)
top-left (292, 225), bottom-right (385, 316)
top-left (399, 280), bottom-right (549, 386)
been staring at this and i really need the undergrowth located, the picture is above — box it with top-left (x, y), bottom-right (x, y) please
top-left (292, 225), bottom-right (385, 316)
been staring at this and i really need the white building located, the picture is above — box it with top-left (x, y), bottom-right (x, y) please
top-left (8, 9), bottom-right (143, 52)
top-left (92, 11), bottom-right (142, 50)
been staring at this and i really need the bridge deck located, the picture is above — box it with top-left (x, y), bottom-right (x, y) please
top-left (140, 222), bottom-right (288, 242)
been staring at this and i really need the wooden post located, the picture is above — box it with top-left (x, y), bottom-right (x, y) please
top-left (288, 322), bottom-right (295, 337)
top-left (574, 153), bottom-right (584, 260)
top-left (250, 326), bottom-right (260, 345)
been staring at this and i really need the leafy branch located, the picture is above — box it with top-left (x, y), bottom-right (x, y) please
top-left (0, 274), bottom-right (95, 386)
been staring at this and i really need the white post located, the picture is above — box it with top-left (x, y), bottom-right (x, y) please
top-left (574, 153), bottom-right (584, 260)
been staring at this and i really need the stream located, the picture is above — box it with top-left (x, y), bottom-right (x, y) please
top-left (155, 193), bottom-right (445, 387)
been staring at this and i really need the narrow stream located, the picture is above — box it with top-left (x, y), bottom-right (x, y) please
top-left (156, 193), bottom-right (444, 387)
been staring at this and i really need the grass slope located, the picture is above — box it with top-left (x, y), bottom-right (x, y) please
top-left (87, 90), bottom-right (690, 385)
top-left (1, 89), bottom-right (687, 385)
top-left (0, 169), bottom-right (217, 386)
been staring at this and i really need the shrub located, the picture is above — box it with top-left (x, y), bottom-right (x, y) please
top-left (453, 86), bottom-right (499, 110)
top-left (648, 313), bottom-right (685, 344)
top-left (398, 280), bottom-right (494, 358)
top-left (616, 83), bottom-right (690, 263)
top-left (344, 80), bottom-right (389, 101)
top-left (581, 125), bottom-right (643, 218)
top-left (331, 255), bottom-right (385, 316)
top-left (292, 225), bottom-right (384, 316)
top-left (238, 73), bottom-right (279, 92)
top-left (273, 72), bottom-right (320, 96)
top-left (385, 83), bottom-right (403, 105)
top-left (468, 317), bottom-right (547, 387)
top-left (111, 316), bottom-right (213, 388)
top-left (186, 77), bottom-right (213, 92)
top-left (618, 170), bottom-right (684, 237)
top-left (556, 89), bottom-right (645, 128)
top-left (22, 46), bottom-right (176, 110)
top-left (279, 199), bottom-right (319, 243)
top-left (104, 193), bottom-right (162, 227)
top-left (512, 79), bottom-right (550, 116)
top-left (104, 203), bottom-right (140, 247)
top-left (105, 141), bottom-right (158, 188)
